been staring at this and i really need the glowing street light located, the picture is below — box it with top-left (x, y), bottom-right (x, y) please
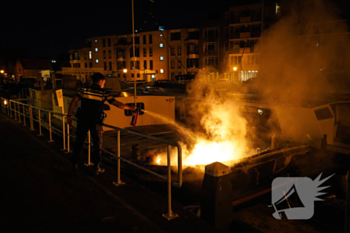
top-left (123, 68), bottom-right (128, 73)
top-left (233, 67), bottom-right (237, 71)
top-left (0, 70), bottom-right (4, 74)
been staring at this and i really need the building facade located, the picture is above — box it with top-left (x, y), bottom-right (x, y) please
top-left (198, 3), bottom-right (278, 83)
top-left (15, 58), bottom-right (52, 81)
top-left (63, 28), bottom-right (199, 83)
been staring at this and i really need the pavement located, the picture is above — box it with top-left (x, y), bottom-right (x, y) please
top-left (0, 112), bottom-right (236, 233)
top-left (2, 109), bottom-right (345, 233)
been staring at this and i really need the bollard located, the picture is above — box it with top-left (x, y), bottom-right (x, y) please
top-left (132, 144), bottom-right (141, 162)
top-left (200, 162), bottom-right (234, 231)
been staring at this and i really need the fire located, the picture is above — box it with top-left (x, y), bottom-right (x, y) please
top-left (152, 128), bottom-right (250, 170)
top-left (148, 75), bottom-right (252, 170)
top-left (182, 139), bottom-right (248, 167)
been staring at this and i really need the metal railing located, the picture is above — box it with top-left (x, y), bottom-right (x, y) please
top-left (2, 98), bottom-right (182, 220)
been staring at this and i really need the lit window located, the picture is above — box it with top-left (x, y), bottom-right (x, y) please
top-left (95, 48), bottom-right (98, 52)
top-left (160, 56), bottom-right (164, 61)
top-left (51, 60), bottom-right (56, 63)
top-left (160, 69), bottom-right (164, 73)
top-left (95, 59), bottom-right (99, 63)
top-left (160, 43), bottom-right (163, 48)
top-left (89, 51), bottom-right (92, 59)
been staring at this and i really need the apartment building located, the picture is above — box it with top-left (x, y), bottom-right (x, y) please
top-left (228, 4), bottom-right (262, 82)
top-left (65, 38), bottom-right (104, 85)
top-left (199, 3), bottom-right (278, 83)
top-left (164, 28), bottom-right (199, 80)
top-left (199, 18), bottom-right (226, 81)
top-left (63, 28), bottom-right (199, 83)
top-left (114, 30), bottom-right (167, 82)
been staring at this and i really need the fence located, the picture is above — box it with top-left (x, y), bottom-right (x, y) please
top-left (1, 97), bottom-right (183, 220)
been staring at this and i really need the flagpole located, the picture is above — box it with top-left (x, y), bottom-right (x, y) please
top-left (132, 0), bottom-right (136, 105)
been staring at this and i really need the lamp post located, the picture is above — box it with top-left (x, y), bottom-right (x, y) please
top-left (132, 0), bottom-right (136, 105)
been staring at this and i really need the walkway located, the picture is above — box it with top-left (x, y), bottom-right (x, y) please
top-left (0, 113), bottom-right (224, 233)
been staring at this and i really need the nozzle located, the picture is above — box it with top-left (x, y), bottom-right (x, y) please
top-left (135, 108), bottom-right (144, 114)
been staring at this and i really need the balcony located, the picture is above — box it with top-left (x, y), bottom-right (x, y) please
top-left (187, 48), bottom-right (199, 58)
top-left (240, 48), bottom-right (250, 53)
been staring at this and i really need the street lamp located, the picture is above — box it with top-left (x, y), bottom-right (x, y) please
top-left (123, 68), bottom-right (127, 73)
top-left (233, 67), bottom-right (237, 71)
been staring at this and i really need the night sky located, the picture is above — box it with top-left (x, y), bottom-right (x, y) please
top-left (1, 0), bottom-right (349, 59)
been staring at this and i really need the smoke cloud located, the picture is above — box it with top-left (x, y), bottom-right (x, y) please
top-left (255, 0), bottom-right (350, 106)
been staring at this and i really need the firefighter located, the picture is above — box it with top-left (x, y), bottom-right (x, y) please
top-left (67, 72), bottom-right (136, 175)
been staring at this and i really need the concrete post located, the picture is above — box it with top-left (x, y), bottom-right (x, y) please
top-left (200, 162), bottom-right (233, 231)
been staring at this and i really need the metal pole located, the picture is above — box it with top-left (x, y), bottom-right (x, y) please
top-left (10, 101), bottom-right (12, 117)
top-left (38, 109), bottom-right (43, 136)
top-left (88, 130), bottom-right (91, 163)
top-left (29, 106), bottom-right (34, 131)
top-left (62, 115), bottom-right (66, 151)
top-left (48, 112), bottom-right (54, 142)
top-left (66, 122), bottom-right (70, 153)
top-left (113, 130), bottom-right (125, 186)
top-left (14, 102), bottom-right (17, 120)
top-left (167, 145), bottom-right (172, 216)
top-left (17, 103), bottom-right (21, 123)
top-left (162, 145), bottom-right (178, 220)
top-left (84, 131), bottom-right (94, 166)
top-left (132, 0), bottom-right (136, 105)
top-left (22, 104), bottom-right (26, 126)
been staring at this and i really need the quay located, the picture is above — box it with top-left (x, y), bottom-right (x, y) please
top-left (0, 112), bottom-right (249, 233)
